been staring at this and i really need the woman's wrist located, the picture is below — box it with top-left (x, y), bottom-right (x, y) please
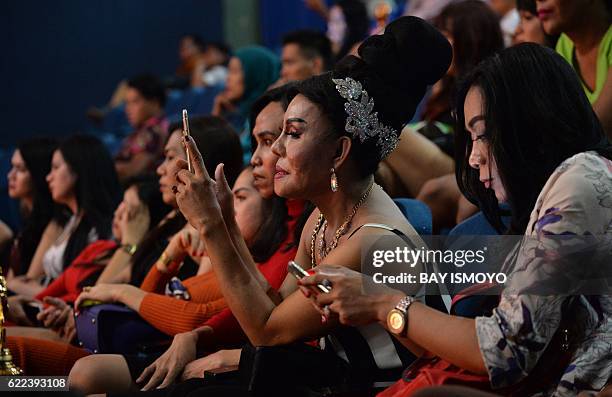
top-left (120, 243), bottom-right (138, 256)
top-left (179, 329), bottom-right (200, 346)
top-left (112, 284), bottom-right (129, 302)
top-left (198, 215), bottom-right (226, 240)
top-left (163, 240), bottom-right (187, 264)
top-left (156, 251), bottom-right (182, 273)
top-left (375, 292), bottom-right (406, 325)
top-left (121, 234), bottom-right (143, 247)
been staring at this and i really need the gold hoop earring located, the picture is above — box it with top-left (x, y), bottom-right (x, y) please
top-left (330, 168), bottom-right (339, 192)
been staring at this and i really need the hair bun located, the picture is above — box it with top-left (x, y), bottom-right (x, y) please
top-left (358, 16), bottom-right (452, 89)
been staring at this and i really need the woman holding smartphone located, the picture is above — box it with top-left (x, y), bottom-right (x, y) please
top-left (68, 85), bottom-right (315, 395)
top-left (300, 44), bottom-right (612, 396)
top-left (120, 16), bottom-right (452, 397)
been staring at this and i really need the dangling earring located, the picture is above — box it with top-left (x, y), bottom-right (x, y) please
top-left (330, 168), bottom-right (339, 192)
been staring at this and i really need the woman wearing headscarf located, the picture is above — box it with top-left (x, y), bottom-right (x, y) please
top-left (212, 46), bottom-right (280, 164)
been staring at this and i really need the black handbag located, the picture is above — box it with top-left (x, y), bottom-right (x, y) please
top-left (75, 303), bottom-right (170, 354)
top-left (237, 342), bottom-right (352, 396)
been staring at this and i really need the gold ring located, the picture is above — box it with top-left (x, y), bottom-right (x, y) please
top-left (83, 286), bottom-right (92, 292)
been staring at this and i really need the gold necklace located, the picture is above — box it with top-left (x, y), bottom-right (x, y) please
top-left (309, 183), bottom-right (374, 268)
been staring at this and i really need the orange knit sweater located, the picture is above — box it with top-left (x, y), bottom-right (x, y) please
top-left (138, 267), bottom-right (227, 335)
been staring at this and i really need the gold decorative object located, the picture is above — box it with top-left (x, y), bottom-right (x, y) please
top-left (0, 267), bottom-right (23, 375)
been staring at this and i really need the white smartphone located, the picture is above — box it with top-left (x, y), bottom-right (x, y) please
top-left (182, 109), bottom-right (192, 173)
top-left (287, 260), bottom-right (330, 293)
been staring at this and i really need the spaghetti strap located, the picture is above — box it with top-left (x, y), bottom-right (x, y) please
top-left (347, 223), bottom-right (402, 239)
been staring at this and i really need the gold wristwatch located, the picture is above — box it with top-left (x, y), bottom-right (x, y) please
top-left (387, 295), bottom-right (416, 335)
top-left (122, 243), bottom-right (138, 256)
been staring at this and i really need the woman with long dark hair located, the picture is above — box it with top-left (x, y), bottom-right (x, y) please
top-left (8, 135), bottom-right (121, 297)
top-left (422, 0), bottom-right (504, 127)
top-left (300, 43), bottom-right (612, 396)
top-left (5, 116), bottom-right (245, 378)
top-left (6, 174), bottom-right (170, 331)
top-left (4, 137), bottom-right (57, 278)
top-left (410, 0), bottom-right (506, 233)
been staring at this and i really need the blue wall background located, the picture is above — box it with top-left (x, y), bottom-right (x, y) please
top-left (259, 0), bottom-right (328, 52)
top-left (1, 0), bottom-right (223, 147)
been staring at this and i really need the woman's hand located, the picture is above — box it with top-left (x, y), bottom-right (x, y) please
top-left (298, 265), bottom-right (404, 326)
top-left (136, 330), bottom-right (198, 390)
top-left (74, 284), bottom-right (126, 309)
top-left (180, 349), bottom-right (241, 381)
top-left (38, 296), bottom-right (69, 329)
top-left (38, 297), bottom-right (77, 342)
top-left (166, 224), bottom-right (207, 261)
top-left (173, 135), bottom-right (226, 235)
top-left (74, 284), bottom-right (145, 313)
top-left (119, 201), bottom-right (150, 246)
top-left (211, 92), bottom-right (235, 116)
top-left (7, 295), bottom-right (37, 326)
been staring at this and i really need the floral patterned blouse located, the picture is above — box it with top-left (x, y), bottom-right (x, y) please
top-left (115, 115), bottom-right (169, 168)
top-left (476, 151), bottom-right (612, 396)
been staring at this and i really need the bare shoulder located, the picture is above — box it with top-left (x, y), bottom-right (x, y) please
top-left (44, 219), bottom-right (63, 237)
top-left (355, 185), bottom-right (417, 237)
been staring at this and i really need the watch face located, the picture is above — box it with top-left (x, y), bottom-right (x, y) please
top-left (387, 310), bottom-right (405, 334)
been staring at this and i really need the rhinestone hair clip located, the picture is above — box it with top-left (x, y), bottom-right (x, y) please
top-left (332, 77), bottom-right (398, 158)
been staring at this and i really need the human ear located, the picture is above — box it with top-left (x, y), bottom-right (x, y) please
top-left (332, 136), bottom-right (352, 170)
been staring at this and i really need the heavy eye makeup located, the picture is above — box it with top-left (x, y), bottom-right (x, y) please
top-left (471, 133), bottom-right (489, 143)
top-left (283, 118), bottom-right (307, 138)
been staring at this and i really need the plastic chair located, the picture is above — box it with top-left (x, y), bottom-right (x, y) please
top-left (448, 211), bottom-right (510, 236)
top-left (445, 211), bottom-right (510, 314)
top-left (393, 198), bottom-right (433, 235)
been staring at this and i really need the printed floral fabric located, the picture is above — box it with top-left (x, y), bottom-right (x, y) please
top-left (475, 152), bottom-right (612, 396)
top-left (115, 116), bottom-right (169, 165)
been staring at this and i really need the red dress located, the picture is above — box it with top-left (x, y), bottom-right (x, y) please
top-left (35, 240), bottom-right (118, 304)
top-left (200, 199), bottom-right (305, 348)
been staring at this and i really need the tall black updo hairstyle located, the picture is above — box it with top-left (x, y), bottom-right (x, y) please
top-left (288, 17), bottom-right (452, 178)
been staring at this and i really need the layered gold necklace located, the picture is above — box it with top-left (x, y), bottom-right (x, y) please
top-left (309, 183), bottom-right (375, 268)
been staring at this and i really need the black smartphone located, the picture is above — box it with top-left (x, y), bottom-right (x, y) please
top-left (203, 365), bottom-right (239, 380)
top-left (287, 261), bottom-right (330, 293)
top-left (24, 301), bottom-right (43, 325)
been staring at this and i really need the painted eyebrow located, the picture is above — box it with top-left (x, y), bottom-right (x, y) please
top-left (286, 117), bottom-right (307, 124)
top-left (255, 130), bottom-right (279, 137)
top-left (467, 115), bottom-right (485, 129)
top-left (232, 187), bottom-right (253, 195)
